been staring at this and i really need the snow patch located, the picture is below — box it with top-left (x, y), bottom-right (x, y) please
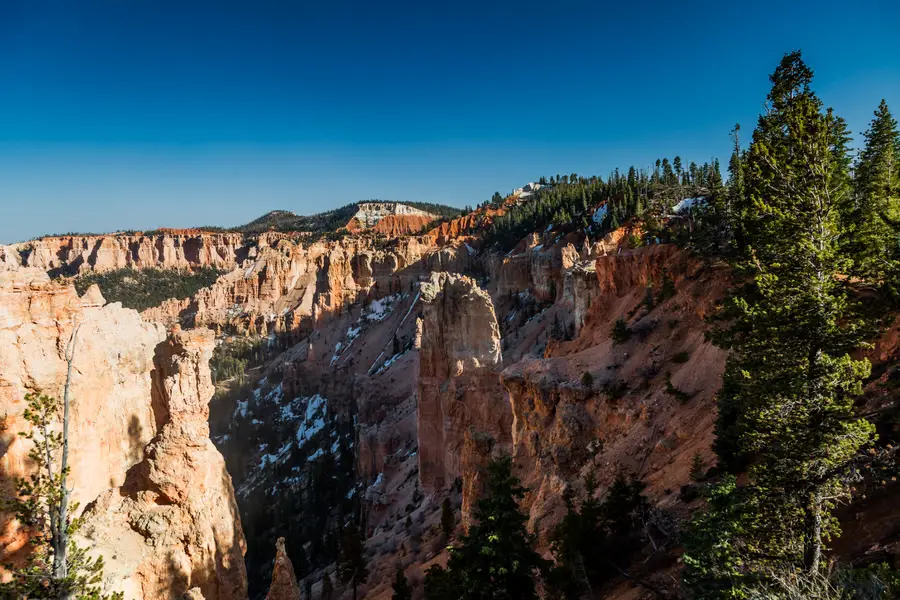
top-left (234, 400), bottom-right (249, 419)
top-left (363, 294), bottom-right (400, 321)
top-left (672, 196), bottom-right (705, 214)
top-left (296, 394), bottom-right (327, 445)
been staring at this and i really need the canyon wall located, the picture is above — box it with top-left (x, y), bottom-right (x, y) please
top-left (0, 270), bottom-right (166, 565)
top-left (79, 328), bottom-right (247, 600)
top-left (415, 272), bottom-right (510, 501)
top-left (1, 232), bottom-right (252, 275)
top-left (504, 246), bottom-right (730, 543)
top-left (0, 270), bottom-right (246, 599)
top-left (156, 236), bottom-right (473, 336)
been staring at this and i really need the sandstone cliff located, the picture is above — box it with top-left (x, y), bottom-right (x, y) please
top-left (0, 270), bottom-right (246, 599)
top-left (348, 202), bottom-right (435, 231)
top-left (416, 272), bottom-right (510, 510)
top-left (1, 232), bottom-right (251, 275)
top-left (0, 269), bottom-right (166, 566)
top-left (156, 235), bottom-right (473, 337)
top-left (78, 328), bottom-right (247, 600)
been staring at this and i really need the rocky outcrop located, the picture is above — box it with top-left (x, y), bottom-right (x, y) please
top-left (164, 236), bottom-right (472, 336)
top-left (371, 214), bottom-right (434, 237)
top-left (78, 328), bottom-right (247, 600)
top-left (493, 238), bottom-right (566, 303)
top-left (265, 538), bottom-right (301, 600)
top-left (415, 273), bottom-right (510, 499)
top-left (0, 269), bottom-right (246, 598)
top-left (141, 296), bottom-right (193, 327)
top-left (0, 269), bottom-right (166, 566)
top-left (502, 246), bottom-right (730, 544)
top-left (563, 261), bottom-right (599, 335)
top-left (349, 202), bottom-right (435, 230)
top-left (0, 232), bottom-right (251, 275)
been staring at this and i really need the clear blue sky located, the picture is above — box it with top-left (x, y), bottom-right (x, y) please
top-left (1, 0), bottom-right (898, 243)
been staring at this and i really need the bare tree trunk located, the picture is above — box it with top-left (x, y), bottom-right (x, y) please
top-left (54, 323), bottom-right (79, 599)
top-left (574, 552), bottom-right (594, 599)
top-left (803, 489), bottom-right (823, 577)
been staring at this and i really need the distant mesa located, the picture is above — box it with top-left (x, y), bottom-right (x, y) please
top-left (350, 201), bottom-right (435, 229)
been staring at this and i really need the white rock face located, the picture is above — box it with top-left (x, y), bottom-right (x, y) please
top-left (513, 181), bottom-right (549, 199)
top-left (352, 202), bottom-right (434, 228)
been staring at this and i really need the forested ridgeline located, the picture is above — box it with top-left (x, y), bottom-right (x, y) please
top-left (482, 157), bottom-right (724, 251)
top-left (72, 266), bottom-right (223, 311)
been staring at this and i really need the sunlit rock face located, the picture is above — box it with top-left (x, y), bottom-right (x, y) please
top-left (0, 269), bottom-right (247, 599)
top-left (78, 328), bottom-right (247, 600)
top-left (350, 202), bottom-right (434, 229)
top-left (0, 269), bottom-right (166, 570)
top-left (415, 272), bottom-right (511, 517)
top-left (0, 232), bottom-right (250, 275)
top-left (265, 538), bottom-right (301, 600)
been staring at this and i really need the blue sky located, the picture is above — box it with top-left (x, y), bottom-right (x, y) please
top-left (0, 0), bottom-right (898, 243)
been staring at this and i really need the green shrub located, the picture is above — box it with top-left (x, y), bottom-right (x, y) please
top-left (611, 318), bottom-right (631, 344)
top-left (665, 375), bottom-right (691, 404)
top-left (657, 268), bottom-right (676, 302)
top-left (690, 453), bottom-right (705, 482)
top-left (603, 378), bottom-right (627, 400)
top-left (581, 371), bottom-right (594, 388)
top-left (643, 286), bottom-right (656, 311)
top-left (672, 351), bottom-right (690, 364)
top-left (210, 337), bottom-right (267, 384)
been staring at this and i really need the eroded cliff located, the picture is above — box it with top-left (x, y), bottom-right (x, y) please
top-left (0, 270), bottom-right (166, 567)
top-left (0, 270), bottom-right (247, 599)
top-left (79, 328), bottom-right (247, 600)
top-left (1, 232), bottom-right (251, 276)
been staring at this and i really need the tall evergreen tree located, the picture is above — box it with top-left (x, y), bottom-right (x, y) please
top-left (423, 456), bottom-right (547, 600)
top-left (548, 473), bottom-right (649, 599)
top-left (338, 523), bottom-right (367, 600)
top-left (321, 572), bottom-right (333, 600)
top-left (440, 498), bottom-right (455, 539)
top-left (391, 567), bottom-right (412, 600)
top-left (850, 99), bottom-right (900, 295)
top-left (725, 123), bottom-right (744, 251)
top-left (686, 51), bottom-right (877, 598)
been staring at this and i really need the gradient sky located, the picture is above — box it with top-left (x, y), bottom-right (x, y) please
top-left (1, 0), bottom-right (898, 243)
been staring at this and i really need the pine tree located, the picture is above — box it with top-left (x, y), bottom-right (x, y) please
top-left (321, 572), bottom-right (333, 600)
top-left (440, 498), bottom-right (455, 539)
top-left (548, 473), bottom-right (649, 599)
top-left (423, 456), bottom-right (547, 600)
top-left (851, 99), bottom-right (900, 295)
top-left (690, 453), bottom-right (705, 482)
top-left (338, 523), bottom-right (367, 600)
top-left (686, 51), bottom-right (877, 598)
top-left (721, 123), bottom-right (744, 253)
top-left (391, 567), bottom-right (412, 600)
top-left (1, 327), bottom-right (122, 600)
